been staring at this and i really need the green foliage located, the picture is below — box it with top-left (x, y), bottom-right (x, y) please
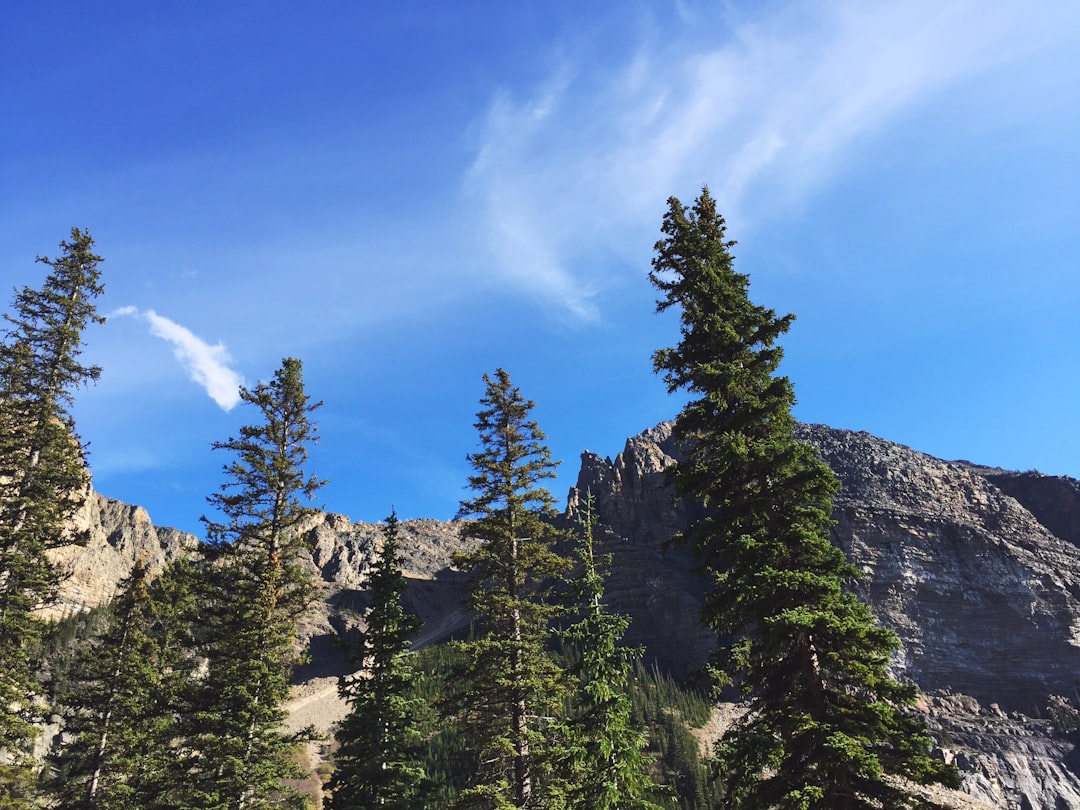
top-left (410, 640), bottom-right (718, 809)
top-left (451, 368), bottom-right (572, 807)
top-left (328, 510), bottom-right (426, 809)
top-left (139, 558), bottom-right (205, 805)
top-left (0, 228), bottom-right (104, 799)
top-left (627, 662), bottom-right (719, 810)
top-left (555, 493), bottom-right (667, 809)
top-left (46, 561), bottom-right (168, 808)
top-left (182, 357), bottom-right (324, 809)
top-left (40, 558), bottom-right (201, 808)
top-left (650, 189), bottom-right (957, 808)
top-left (408, 640), bottom-right (476, 808)
top-left (38, 602), bottom-right (113, 703)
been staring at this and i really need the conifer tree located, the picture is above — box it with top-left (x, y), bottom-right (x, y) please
top-left (328, 510), bottom-right (425, 809)
top-left (452, 368), bottom-right (570, 809)
top-left (136, 558), bottom-right (202, 807)
top-left (46, 559), bottom-right (183, 810)
top-left (650, 189), bottom-right (956, 809)
top-left (0, 228), bottom-right (104, 799)
top-left (184, 357), bottom-right (324, 809)
top-left (558, 493), bottom-right (666, 810)
top-left (45, 559), bottom-right (201, 810)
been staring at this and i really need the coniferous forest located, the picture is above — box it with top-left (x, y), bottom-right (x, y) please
top-left (0, 195), bottom-right (958, 808)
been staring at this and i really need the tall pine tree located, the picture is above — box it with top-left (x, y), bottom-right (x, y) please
top-left (452, 368), bottom-right (570, 809)
top-left (557, 493), bottom-right (666, 810)
top-left (184, 357), bottom-right (324, 809)
top-left (0, 228), bottom-right (104, 800)
top-left (650, 190), bottom-right (955, 809)
top-left (328, 509), bottom-right (425, 809)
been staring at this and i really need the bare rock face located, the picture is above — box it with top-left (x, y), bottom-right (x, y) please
top-left (564, 422), bottom-right (713, 678)
top-left (47, 492), bottom-right (197, 618)
top-left (567, 423), bottom-right (697, 546)
top-left (923, 693), bottom-right (1080, 810)
top-left (51, 497), bottom-right (469, 623)
top-left (570, 421), bottom-right (1080, 809)
top-left (792, 424), bottom-right (1080, 714)
top-left (302, 512), bottom-right (467, 586)
top-left (962, 465), bottom-right (1080, 550)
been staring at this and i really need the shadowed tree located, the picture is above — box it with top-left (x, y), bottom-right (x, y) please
top-left (328, 509), bottom-right (425, 809)
top-left (650, 189), bottom-right (957, 809)
top-left (45, 558), bottom-right (200, 810)
top-left (557, 492), bottom-right (667, 810)
top-left (0, 229), bottom-right (104, 802)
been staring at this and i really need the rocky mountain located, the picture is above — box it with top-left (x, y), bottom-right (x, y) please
top-left (54, 422), bottom-right (1080, 809)
top-left (568, 422), bottom-right (1080, 810)
top-left (47, 492), bottom-right (197, 620)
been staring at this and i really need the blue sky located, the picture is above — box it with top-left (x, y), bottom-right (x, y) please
top-left (3, 1), bottom-right (1079, 535)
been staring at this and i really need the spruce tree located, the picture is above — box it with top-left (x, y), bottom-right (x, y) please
top-left (558, 493), bottom-right (666, 810)
top-left (185, 357), bottom-right (324, 809)
top-left (46, 559), bottom-right (183, 810)
top-left (0, 228), bottom-right (104, 799)
top-left (46, 556), bottom-right (200, 809)
top-left (136, 558), bottom-right (203, 807)
top-left (328, 509), bottom-right (425, 809)
top-left (452, 368), bottom-right (570, 809)
top-left (650, 189), bottom-right (956, 809)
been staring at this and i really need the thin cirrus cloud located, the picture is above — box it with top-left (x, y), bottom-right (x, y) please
top-left (463, 0), bottom-right (1068, 321)
top-left (112, 306), bottom-right (244, 411)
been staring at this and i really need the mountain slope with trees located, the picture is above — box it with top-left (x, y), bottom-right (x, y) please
top-left (5, 224), bottom-right (1080, 809)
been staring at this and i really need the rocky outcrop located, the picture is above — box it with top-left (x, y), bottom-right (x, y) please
top-left (564, 423), bottom-right (713, 678)
top-left (793, 424), bottom-right (1080, 714)
top-left (303, 513), bottom-right (467, 585)
top-left (569, 421), bottom-right (1080, 809)
top-left (47, 492), bottom-right (197, 619)
top-left (960, 464), bottom-right (1080, 550)
top-left (50, 497), bottom-right (471, 627)
top-left (567, 423), bottom-right (699, 546)
top-left (924, 693), bottom-right (1080, 810)
top-left (291, 512), bottom-right (475, 683)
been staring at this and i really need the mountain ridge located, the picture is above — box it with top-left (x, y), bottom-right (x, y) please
top-left (52, 421), bottom-right (1080, 809)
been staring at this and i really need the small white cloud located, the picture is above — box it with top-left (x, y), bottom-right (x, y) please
top-left (109, 305), bottom-right (139, 318)
top-left (133, 309), bottom-right (244, 411)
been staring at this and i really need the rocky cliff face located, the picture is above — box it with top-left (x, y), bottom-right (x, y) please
top-left (61, 422), bottom-right (1080, 808)
top-left (561, 424), bottom-right (713, 679)
top-left (568, 421), bottom-right (1080, 810)
top-left (48, 492), bottom-right (198, 619)
top-left (792, 424), bottom-right (1080, 714)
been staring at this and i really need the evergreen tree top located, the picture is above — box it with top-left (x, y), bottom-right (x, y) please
top-left (651, 189), bottom-right (794, 404)
top-left (458, 367), bottom-right (559, 526)
top-left (1, 227), bottom-right (105, 410)
top-left (203, 356), bottom-right (326, 547)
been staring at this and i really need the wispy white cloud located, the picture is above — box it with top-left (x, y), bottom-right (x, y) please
top-left (112, 307), bottom-right (244, 410)
top-left (464, 0), bottom-right (1078, 320)
top-left (465, 69), bottom-right (604, 322)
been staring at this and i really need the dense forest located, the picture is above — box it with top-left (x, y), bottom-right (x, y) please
top-left (0, 193), bottom-right (957, 808)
